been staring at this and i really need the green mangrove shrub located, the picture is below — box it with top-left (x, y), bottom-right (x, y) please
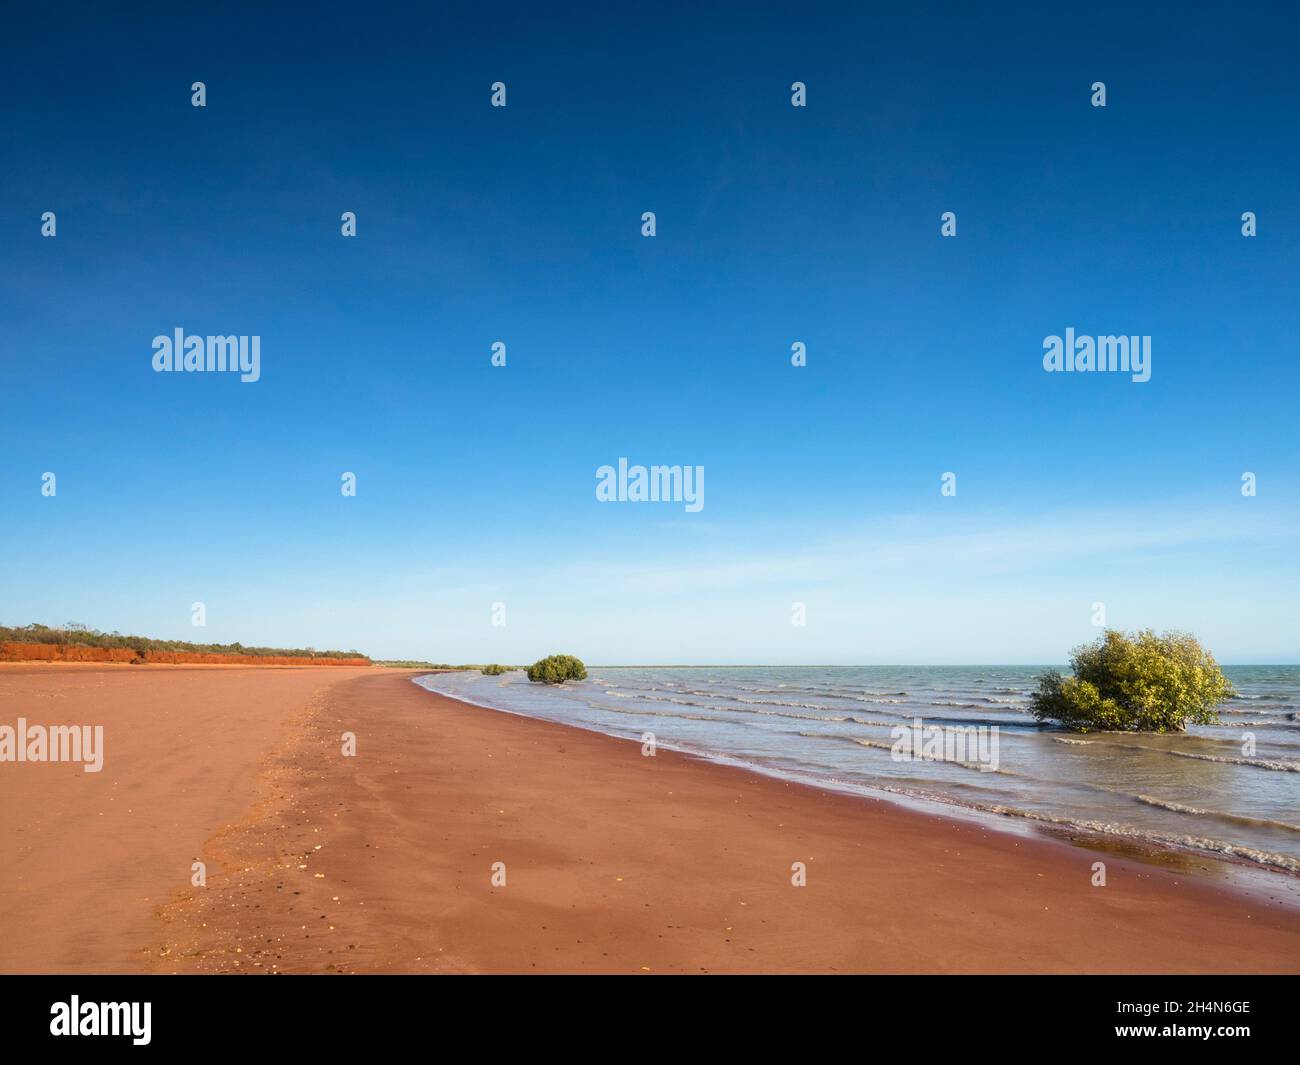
top-left (1031, 629), bottom-right (1234, 733)
top-left (526, 654), bottom-right (588, 684)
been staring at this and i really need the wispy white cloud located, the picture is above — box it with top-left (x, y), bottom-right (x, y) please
top-left (316, 498), bottom-right (1299, 663)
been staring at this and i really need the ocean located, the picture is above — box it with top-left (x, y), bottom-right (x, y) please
top-left (415, 665), bottom-right (1300, 883)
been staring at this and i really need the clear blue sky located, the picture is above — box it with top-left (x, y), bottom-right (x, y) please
top-left (2, 3), bottom-right (1297, 663)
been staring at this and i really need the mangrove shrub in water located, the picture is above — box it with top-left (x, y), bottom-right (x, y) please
top-left (1031, 629), bottom-right (1234, 733)
top-left (526, 654), bottom-right (588, 684)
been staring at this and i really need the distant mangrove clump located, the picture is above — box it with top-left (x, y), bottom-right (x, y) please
top-left (1031, 629), bottom-right (1234, 733)
top-left (374, 661), bottom-right (485, 670)
top-left (481, 664), bottom-right (509, 675)
top-left (526, 654), bottom-right (588, 684)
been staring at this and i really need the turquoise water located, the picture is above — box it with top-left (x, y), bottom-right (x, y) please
top-left (415, 665), bottom-right (1300, 878)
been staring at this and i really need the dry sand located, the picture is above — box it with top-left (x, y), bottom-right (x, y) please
top-left (0, 663), bottom-right (382, 973)
top-left (3, 664), bottom-right (1298, 974)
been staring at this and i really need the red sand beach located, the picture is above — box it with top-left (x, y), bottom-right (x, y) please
top-left (1, 664), bottom-right (1297, 974)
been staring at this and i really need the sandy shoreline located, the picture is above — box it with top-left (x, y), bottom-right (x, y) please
top-left (0, 663), bottom-right (401, 974)
top-left (3, 664), bottom-right (1298, 974)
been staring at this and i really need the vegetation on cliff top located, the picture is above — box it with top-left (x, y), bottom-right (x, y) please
top-left (1, 622), bottom-right (369, 662)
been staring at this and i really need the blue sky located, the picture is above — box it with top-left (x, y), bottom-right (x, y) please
top-left (2, 3), bottom-right (1297, 663)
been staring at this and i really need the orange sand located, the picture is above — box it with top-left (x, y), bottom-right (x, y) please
top-left (3, 664), bottom-right (1297, 974)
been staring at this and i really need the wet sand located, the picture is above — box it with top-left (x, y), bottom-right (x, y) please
top-left (3, 665), bottom-right (1298, 974)
top-left (150, 671), bottom-right (1300, 973)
